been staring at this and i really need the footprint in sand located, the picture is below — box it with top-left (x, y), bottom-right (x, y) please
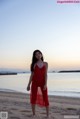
top-left (67, 108), bottom-right (76, 110)
top-left (20, 109), bottom-right (31, 112)
top-left (9, 117), bottom-right (20, 119)
top-left (10, 108), bottom-right (18, 110)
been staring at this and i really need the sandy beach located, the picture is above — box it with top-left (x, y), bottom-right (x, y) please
top-left (0, 91), bottom-right (80, 119)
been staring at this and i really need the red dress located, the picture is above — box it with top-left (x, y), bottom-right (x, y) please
top-left (30, 64), bottom-right (49, 107)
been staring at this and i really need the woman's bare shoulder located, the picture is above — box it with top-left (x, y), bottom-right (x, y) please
top-left (34, 63), bottom-right (37, 69)
top-left (43, 62), bottom-right (48, 67)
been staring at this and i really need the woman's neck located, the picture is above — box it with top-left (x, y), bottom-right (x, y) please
top-left (37, 59), bottom-right (43, 63)
top-left (36, 60), bottom-right (44, 68)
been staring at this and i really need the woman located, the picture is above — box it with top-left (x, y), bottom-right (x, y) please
top-left (27, 49), bottom-right (49, 118)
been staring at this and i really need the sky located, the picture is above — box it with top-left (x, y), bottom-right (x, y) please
top-left (0, 0), bottom-right (80, 71)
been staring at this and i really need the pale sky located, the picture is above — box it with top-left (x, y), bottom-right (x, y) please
top-left (0, 0), bottom-right (80, 71)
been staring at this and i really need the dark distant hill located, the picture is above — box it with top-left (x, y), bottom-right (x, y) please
top-left (0, 72), bottom-right (17, 75)
top-left (58, 70), bottom-right (80, 73)
top-left (0, 68), bottom-right (29, 74)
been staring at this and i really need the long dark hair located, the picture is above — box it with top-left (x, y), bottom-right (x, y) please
top-left (31, 50), bottom-right (44, 72)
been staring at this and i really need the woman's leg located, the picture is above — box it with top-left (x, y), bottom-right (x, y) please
top-left (30, 82), bottom-right (37, 116)
top-left (41, 87), bottom-right (49, 117)
top-left (46, 106), bottom-right (49, 117)
top-left (31, 104), bottom-right (36, 115)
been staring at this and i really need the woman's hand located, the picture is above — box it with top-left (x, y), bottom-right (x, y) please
top-left (43, 84), bottom-right (47, 90)
top-left (27, 85), bottom-right (30, 91)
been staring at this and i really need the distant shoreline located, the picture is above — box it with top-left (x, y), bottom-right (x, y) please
top-left (0, 70), bottom-right (80, 75)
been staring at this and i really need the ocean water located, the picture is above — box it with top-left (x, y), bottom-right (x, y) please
top-left (0, 73), bottom-right (80, 98)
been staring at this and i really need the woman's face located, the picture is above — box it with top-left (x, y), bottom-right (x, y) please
top-left (35, 51), bottom-right (42, 60)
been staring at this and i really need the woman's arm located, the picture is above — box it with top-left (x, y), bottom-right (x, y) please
top-left (43, 62), bottom-right (48, 90)
top-left (27, 72), bottom-right (34, 91)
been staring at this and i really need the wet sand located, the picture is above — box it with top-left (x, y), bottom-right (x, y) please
top-left (0, 91), bottom-right (80, 119)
